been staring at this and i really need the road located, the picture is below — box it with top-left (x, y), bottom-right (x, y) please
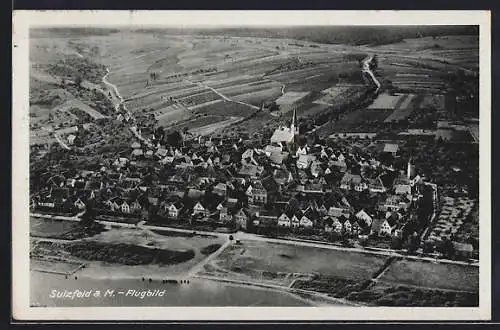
top-left (420, 182), bottom-right (439, 242)
top-left (361, 55), bottom-right (381, 92)
top-left (102, 68), bottom-right (124, 112)
top-left (30, 212), bottom-right (478, 267)
top-left (102, 67), bottom-right (155, 149)
top-left (53, 133), bottom-right (71, 150)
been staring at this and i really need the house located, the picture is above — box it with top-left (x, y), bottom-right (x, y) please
top-left (168, 201), bottom-right (184, 219)
top-left (213, 183), bottom-right (227, 197)
top-left (310, 160), bottom-right (323, 178)
top-left (156, 148), bottom-right (168, 158)
top-left (355, 210), bottom-right (373, 227)
top-left (277, 212), bottom-right (292, 228)
top-left (332, 218), bottom-right (343, 234)
top-left (343, 219), bottom-right (352, 233)
top-left (351, 220), bottom-right (362, 236)
top-left (340, 173), bottom-right (366, 191)
top-left (120, 200), bottom-right (131, 214)
top-left (234, 208), bottom-right (249, 230)
top-left (383, 143), bottom-right (399, 155)
top-left (219, 207), bottom-right (232, 223)
top-left (370, 217), bottom-right (397, 236)
top-left (192, 202), bottom-right (208, 217)
top-left (368, 176), bottom-right (387, 193)
top-left (238, 164), bottom-right (263, 178)
top-left (379, 195), bottom-right (411, 212)
top-left (328, 206), bottom-right (350, 218)
top-left (67, 134), bottom-right (77, 145)
top-left (296, 145), bottom-right (308, 156)
top-left (394, 173), bottom-right (412, 196)
top-left (269, 151), bottom-right (289, 165)
top-left (299, 215), bottom-right (314, 228)
top-left (273, 168), bottom-right (294, 186)
top-left (148, 196), bottom-right (159, 206)
top-left (130, 200), bottom-right (142, 213)
top-left (73, 198), bottom-right (86, 210)
top-left (296, 154), bottom-right (314, 169)
top-left (257, 212), bottom-right (278, 228)
top-left (131, 149), bottom-right (144, 158)
top-left (246, 181), bottom-right (267, 205)
top-left (304, 183), bottom-right (324, 194)
top-left (291, 214), bottom-right (301, 228)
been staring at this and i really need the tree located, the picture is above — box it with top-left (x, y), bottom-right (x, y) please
top-left (391, 236), bottom-right (403, 250)
top-left (423, 240), bottom-right (435, 254)
top-left (166, 130), bottom-right (183, 147)
top-left (404, 234), bottom-right (420, 253)
top-left (438, 238), bottom-right (456, 259)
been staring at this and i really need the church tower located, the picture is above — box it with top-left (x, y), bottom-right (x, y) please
top-left (407, 157), bottom-right (415, 179)
top-left (290, 107), bottom-right (299, 140)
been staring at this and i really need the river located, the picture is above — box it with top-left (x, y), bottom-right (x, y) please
top-left (30, 271), bottom-right (314, 307)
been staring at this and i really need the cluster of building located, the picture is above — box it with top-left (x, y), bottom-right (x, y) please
top-left (32, 109), bottom-right (426, 241)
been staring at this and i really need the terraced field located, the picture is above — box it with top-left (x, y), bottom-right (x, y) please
top-left (30, 29), bottom-right (478, 139)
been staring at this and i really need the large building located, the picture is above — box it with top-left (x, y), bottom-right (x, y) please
top-left (270, 108), bottom-right (299, 146)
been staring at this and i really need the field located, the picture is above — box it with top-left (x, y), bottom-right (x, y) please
top-left (30, 227), bottom-right (226, 277)
top-left (30, 258), bottom-right (84, 275)
top-left (201, 240), bottom-right (387, 286)
top-left (30, 217), bottom-right (76, 237)
top-left (367, 35), bottom-right (479, 95)
top-left (328, 108), bottom-right (394, 133)
top-left (29, 30), bottom-right (371, 133)
top-left (379, 259), bottom-right (479, 292)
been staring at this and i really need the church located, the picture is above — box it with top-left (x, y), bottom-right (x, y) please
top-left (270, 108), bottom-right (299, 149)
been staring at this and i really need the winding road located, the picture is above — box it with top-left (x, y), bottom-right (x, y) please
top-left (362, 55), bottom-right (381, 92)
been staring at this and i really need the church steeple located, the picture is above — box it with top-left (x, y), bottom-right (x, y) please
top-left (291, 107), bottom-right (298, 136)
top-left (407, 156), bottom-right (414, 179)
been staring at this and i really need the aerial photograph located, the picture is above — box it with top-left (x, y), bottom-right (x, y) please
top-left (28, 24), bottom-right (480, 308)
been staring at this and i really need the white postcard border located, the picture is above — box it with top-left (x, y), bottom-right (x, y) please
top-left (12, 10), bottom-right (491, 321)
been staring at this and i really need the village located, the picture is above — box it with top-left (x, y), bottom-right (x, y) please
top-left (30, 101), bottom-right (477, 261)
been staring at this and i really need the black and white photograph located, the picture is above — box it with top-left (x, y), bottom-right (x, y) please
top-left (12, 10), bottom-right (491, 321)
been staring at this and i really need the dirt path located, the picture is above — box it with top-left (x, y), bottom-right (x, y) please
top-left (186, 240), bottom-right (231, 277)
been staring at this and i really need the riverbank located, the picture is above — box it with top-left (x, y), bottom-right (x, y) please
top-left (30, 270), bottom-right (315, 307)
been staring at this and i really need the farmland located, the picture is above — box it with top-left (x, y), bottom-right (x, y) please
top-left (29, 27), bottom-right (479, 144)
top-left (29, 30), bottom-right (370, 133)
